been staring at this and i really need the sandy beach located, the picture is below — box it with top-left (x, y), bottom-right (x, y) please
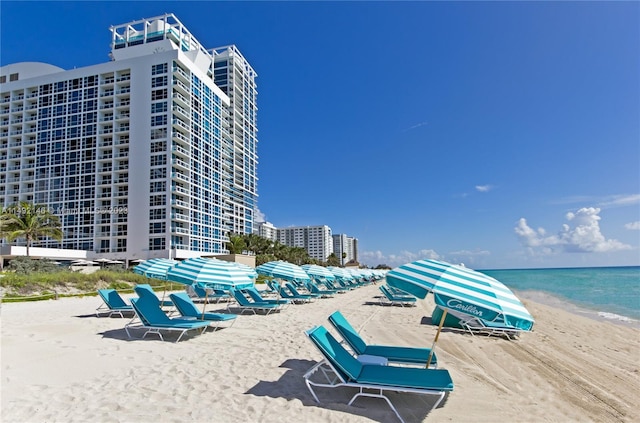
top-left (2, 283), bottom-right (639, 423)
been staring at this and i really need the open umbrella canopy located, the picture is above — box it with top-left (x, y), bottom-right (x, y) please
top-left (255, 261), bottom-right (311, 282)
top-left (301, 264), bottom-right (336, 281)
top-left (165, 257), bottom-right (254, 290)
top-left (386, 259), bottom-right (534, 330)
top-left (327, 266), bottom-right (355, 282)
top-left (132, 258), bottom-right (178, 280)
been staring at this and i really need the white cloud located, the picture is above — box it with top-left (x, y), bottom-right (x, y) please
top-left (597, 194), bottom-right (640, 208)
top-left (553, 193), bottom-right (640, 208)
top-left (253, 207), bottom-right (266, 223)
top-left (403, 121), bottom-right (429, 132)
top-left (475, 185), bottom-right (493, 193)
top-left (515, 207), bottom-right (631, 254)
top-left (625, 221), bottom-right (640, 230)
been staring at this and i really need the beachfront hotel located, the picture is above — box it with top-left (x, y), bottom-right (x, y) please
top-left (0, 14), bottom-right (258, 263)
top-left (332, 233), bottom-right (358, 266)
top-left (255, 221), bottom-right (354, 263)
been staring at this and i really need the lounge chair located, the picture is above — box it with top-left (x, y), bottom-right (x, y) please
top-left (134, 284), bottom-right (174, 309)
top-left (304, 325), bottom-right (453, 423)
top-left (269, 281), bottom-right (310, 304)
top-left (284, 282), bottom-right (319, 303)
top-left (321, 279), bottom-right (348, 293)
top-left (440, 307), bottom-right (524, 340)
top-left (187, 284), bottom-right (231, 303)
top-left (242, 286), bottom-right (290, 307)
top-left (306, 280), bottom-right (337, 298)
top-left (228, 288), bottom-right (282, 315)
top-left (96, 289), bottom-right (135, 318)
top-left (328, 311), bottom-right (438, 367)
top-left (379, 285), bottom-right (417, 307)
top-left (125, 296), bottom-right (211, 342)
top-left (169, 292), bottom-right (237, 329)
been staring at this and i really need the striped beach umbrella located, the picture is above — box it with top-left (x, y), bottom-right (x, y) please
top-left (387, 259), bottom-right (534, 367)
top-left (301, 264), bottom-right (336, 281)
top-left (386, 259), bottom-right (534, 330)
top-left (132, 258), bottom-right (178, 280)
top-left (255, 261), bottom-right (311, 282)
top-left (166, 257), bottom-right (254, 290)
top-left (327, 266), bottom-right (355, 282)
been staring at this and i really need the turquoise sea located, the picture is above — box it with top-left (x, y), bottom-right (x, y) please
top-left (482, 266), bottom-right (640, 326)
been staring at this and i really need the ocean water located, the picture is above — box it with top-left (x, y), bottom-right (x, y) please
top-left (482, 266), bottom-right (640, 326)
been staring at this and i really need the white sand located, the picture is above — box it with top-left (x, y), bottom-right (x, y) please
top-left (2, 284), bottom-right (639, 423)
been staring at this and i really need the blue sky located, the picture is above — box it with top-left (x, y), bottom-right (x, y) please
top-left (1, 1), bottom-right (638, 269)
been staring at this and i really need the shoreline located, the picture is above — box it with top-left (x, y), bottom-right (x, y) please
top-left (2, 283), bottom-right (639, 423)
top-left (515, 289), bottom-right (640, 329)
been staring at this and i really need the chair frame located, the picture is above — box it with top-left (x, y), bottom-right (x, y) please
top-left (125, 297), bottom-right (210, 343)
top-left (446, 309), bottom-right (524, 340)
top-left (96, 289), bottom-right (135, 318)
top-left (328, 310), bottom-right (438, 367)
top-left (379, 285), bottom-right (417, 307)
top-left (304, 326), bottom-right (452, 423)
top-left (228, 288), bottom-right (282, 315)
top-left (169, 292), bottom-right (237, 330)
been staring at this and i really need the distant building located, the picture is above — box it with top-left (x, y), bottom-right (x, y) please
top-left (255, 222), bottom-right (358, 264)
top-left (277, 225), bottom-right (333, 262)
top-left (0, 14), bottom-right (259, 262)
top-left (256, 221), bottom-right (278, 241)
top-left (332, 234), bottom-right (358, 266)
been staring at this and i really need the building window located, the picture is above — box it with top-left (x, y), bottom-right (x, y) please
top-left (152, 63), bottom-right (167, 75)
top-left (151, 115), bottom-right (167, 127)
top-left (151, 89), bottom-right (167, 101)
top-left (151, 102), bottom-right (168, 114)
top-left (149, 208), bottom-right (166, 220)
top-left (151, 76), bottom-right (167, 88)
top-left (149, 222), bottom-right (166, 234)
top-left (149, 237), bottom-right (166, 251)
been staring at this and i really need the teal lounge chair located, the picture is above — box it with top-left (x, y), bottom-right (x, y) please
top-left (284, 282), bottom-right (319, 303)
top-left (306, 280), bottom-right (338, 298)
top-left (125, 296), bottom-right (211, 342)
top-left (242, 286), bottom-right (290, 307)
top-left (304, 325), bottom-right (453, 423)
top-left (96, 289), bottom-right (135, 318)
top-left (328, 311), bottom-right (438, 367)
top-left (441, 307), bottom-right (525, 340)
top-left (187, 284), bottom-right (231, 303)
top-left (169, 292), bottom-right (237, 329)
top-left (134, 284), bottom-right (174, 309)
top-left (228, 288), bottom-right (282, 315)
top-left (379, 285), bottom-right (417, 307)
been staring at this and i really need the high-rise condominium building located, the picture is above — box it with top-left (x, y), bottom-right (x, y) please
top-left (0, 14), bottom-right (258, 261)
top-left (332, 234), bottom-right (358, 265)
top-left (277, 225), bottom-right (333, 262)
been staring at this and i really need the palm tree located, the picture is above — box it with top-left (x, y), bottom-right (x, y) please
top-left (1, 202), bottom-right (63, 257)
top-left (226, 233), bottom-right (247, 254)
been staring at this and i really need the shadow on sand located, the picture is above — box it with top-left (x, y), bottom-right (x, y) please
top-left (245, 358), bottom-right (449, 423)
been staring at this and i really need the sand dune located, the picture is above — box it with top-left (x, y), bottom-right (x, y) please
top-left (2, 283), bottom-right (639, 422)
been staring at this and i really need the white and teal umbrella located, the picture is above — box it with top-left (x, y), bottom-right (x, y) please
top-left (387, 259), bottom-right (534, 367)
top-left (301, 264), bottom-right (336, 281)
top-left (327, 266), bottom-right (355, 282)
top-left (255, 261), bottom-right (311, 282)
top-left (166, 257), bottom-right (254, 290)
top-left (386, 259), bottom-right (534, 330)
top-left (132, 258), bottom-right (178, 280)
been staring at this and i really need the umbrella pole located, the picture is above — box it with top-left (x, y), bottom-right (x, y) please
top-left (201, 288), bottom-right (210, 320)
top-left (426, 309), bottom-right (447, 368)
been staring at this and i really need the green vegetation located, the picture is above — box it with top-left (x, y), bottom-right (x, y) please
top-left (0, 262), bottom-right (176, 302)
top-left (1, 202), bottom-right (63, 256)
top-left (226, 232), bottom-right (337, 266)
